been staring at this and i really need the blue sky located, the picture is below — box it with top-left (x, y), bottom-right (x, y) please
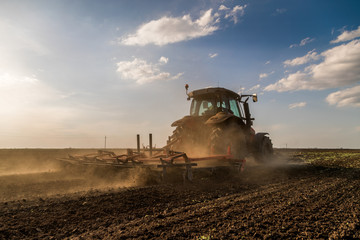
top-left (0, 0), bottom-right (359, 148)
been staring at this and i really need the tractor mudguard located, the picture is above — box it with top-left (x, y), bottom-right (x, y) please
top-left (205, 112), bottom-right (234, 125)
top-left (254, 132), bottom-right (269, 149)
top-left (171, 115), bottom-right (193, 127)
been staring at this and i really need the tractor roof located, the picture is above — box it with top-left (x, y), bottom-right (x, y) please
top-left (187, 87), bottom-right (240, 99)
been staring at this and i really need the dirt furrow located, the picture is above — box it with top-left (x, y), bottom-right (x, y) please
top-left (72, 168), bottom-right (340, 239)
top-left (1, 156), bottom-right (360, 240)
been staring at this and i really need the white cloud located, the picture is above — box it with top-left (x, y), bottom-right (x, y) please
top-left (219, 5), bottom-right (229, 11)
top-left (159, 56), bottom-right (168, 64)
top-left (259, 71), bottom-right (274, 79)
top-left (116, 57), bottom-right (183, 85)
top-left (265, 71), bottom-right (309, 92)
top-left (120, 9), bottom-right (219, 46)
top-left (300, 37), bottom-right (314, 46)
top-left (311, 40), bottom-right (360, 86)
top-left (326, 85), bottom-right (360, 107)
top-left (283, 49), bottom-right (320, 67)
top-left (289, 37), bottom-right (315, 48)
top-left (224, 5), bottom-right (247, 24)
top-left (288, 102), bottom-right (306, 109)
top-left (259, 73), bottom-right (268, 79)
top-left (274, 8), bottom-right (287, 15)
top-left (237, 87), bottom-right (246, 94)
top-left (265, 60), bottom-right (271, 65)
top-left (0, 72), bottom-right (38, 87)
top-left (209, 53), bottom-right (218, 58)
top-left (265, 39), bottom-right (360, 92)
top-left (249, 84), bottom-right (260, 92)
top-left (331, 26), bottom-right (360, 44)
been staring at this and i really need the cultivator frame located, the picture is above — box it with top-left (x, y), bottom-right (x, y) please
top-left (57, 147), bottom-right (246, 182)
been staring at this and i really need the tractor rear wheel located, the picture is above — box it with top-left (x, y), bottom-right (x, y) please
top-left (254, 136), bottom-right (273, 163)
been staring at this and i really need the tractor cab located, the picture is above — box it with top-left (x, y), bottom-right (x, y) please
top-left (186, 86), bottom-right (257, 126)
top-left (189, 92), bottom-right (241, 118)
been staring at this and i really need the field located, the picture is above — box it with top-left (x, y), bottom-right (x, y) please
top-left (0, 148), bottom-right (360, 239)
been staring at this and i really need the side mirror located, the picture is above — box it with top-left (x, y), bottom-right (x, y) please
top-left (185, 84), bottom-right (190, 100)
top-left (252, 94), bottom-right (258, 102)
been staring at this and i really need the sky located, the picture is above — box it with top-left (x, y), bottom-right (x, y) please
top-left (0, 0), bottom-right (359, 149)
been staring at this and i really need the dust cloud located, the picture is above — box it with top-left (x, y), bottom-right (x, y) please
top-left (0, 149), bottom-right (161, 202)
top-left (0, 148), bottom-right (299, 202)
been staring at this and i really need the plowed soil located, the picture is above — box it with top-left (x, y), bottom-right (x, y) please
top-left (1, 149), bottom-right (360, 239)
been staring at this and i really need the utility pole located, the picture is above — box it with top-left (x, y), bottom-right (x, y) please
top-left (149, 133), bottom-right (153, 157)
top-left (104, 136), bottom-right (107, 149)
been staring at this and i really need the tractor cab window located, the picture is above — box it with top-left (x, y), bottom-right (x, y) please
top-left (229, 99), bottom-right (241, 118)
top-left (217, 99), bottom-right (227, 109)
top-left (190, 98), bottom-right (216, 116)
top-left (190, 99), bottom-right (197, 116)
top-left (198, 100), bottom-right (214, 116)
top-left (190, 95), bottom-right (241, 117)
top-left (218, 96), bottom-right (239, 117)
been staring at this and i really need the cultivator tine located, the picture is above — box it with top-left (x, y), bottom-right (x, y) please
top-left (156, 152), bottom-right (196, 182)
top-left (159, 158), bottom-right (167, 181)
top-left (232, 159), bottom-right (246, 172)
top-left (185, 156), bottom-right (193, 182)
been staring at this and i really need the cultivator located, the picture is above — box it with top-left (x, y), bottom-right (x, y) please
top-left (57, 147), bottom-right (246, 181)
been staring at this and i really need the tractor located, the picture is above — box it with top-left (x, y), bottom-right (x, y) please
top-left (166, 84), bottom-right (273, 163)
top-left (57, 85), bottom-right (273, 181)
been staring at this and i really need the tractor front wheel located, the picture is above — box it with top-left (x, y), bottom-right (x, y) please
top-left (167, 126), bottom-right (194, 152)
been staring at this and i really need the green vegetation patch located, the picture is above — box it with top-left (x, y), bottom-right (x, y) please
top-left (294, 150), bottom-right (360, 168)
